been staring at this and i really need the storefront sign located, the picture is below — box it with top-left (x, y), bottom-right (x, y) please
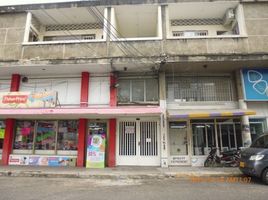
top-left (0, 91), bottom-right (57, 108)
top-left (86, 134), bottom-right (106, 168)
top-left (125, 126), bottom-right (135, 134)
top-left (242, 69), bottom-right (268, 101)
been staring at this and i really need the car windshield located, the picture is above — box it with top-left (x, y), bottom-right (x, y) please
top-left (251, 135), bottom-right (268, 148)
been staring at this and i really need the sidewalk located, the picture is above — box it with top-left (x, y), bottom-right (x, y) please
top-left (0, 166), bottom-right (243, 179)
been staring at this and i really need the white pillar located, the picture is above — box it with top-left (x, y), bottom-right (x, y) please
top-left (159, 72), bottom-right (168, 167)
top-left (23, 12), bottom-right (32, 43)
top-left (239, 99), bottom-right (252, 147)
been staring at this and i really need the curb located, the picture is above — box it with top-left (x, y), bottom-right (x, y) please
top-left (0, 171), bottom-right (243, 180)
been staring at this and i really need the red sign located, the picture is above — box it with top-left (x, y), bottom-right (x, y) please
top-left (2, 95), bottom-right (28, 104)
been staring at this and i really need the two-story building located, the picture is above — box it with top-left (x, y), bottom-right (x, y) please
top-left (0, 0), bottom-right (267, 167)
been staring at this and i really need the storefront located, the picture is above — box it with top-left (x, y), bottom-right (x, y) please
top-left (9, 120), bottom-right (78, 166)
top-left (167, 110), bottom-right (255, 166)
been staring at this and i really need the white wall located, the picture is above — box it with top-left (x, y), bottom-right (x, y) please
top-left (247, 102), bottom-right (268, 118)
top-left (0, 80), bottom-right (11, 92)
top-left (88, 76), bottom-right (110, 105)
top-left (19, 78), bottom-right (81, 106)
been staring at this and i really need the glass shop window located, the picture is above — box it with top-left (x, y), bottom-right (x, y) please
top-left (118, 78), bottom-right (159, 103)
top-left (192, 123), bottom-right (215, 155)
top-left (250, 119), bottom-right (267, 143)
top-left (13, 121), bottom-right (35, 150)
top-left (57, 120), bottom-right (78, 151)
top-left (35, 121), bottom-right (57, 150)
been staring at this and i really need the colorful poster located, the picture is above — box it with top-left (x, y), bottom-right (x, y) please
top-left (86, 134), bottom-right (106, 168)
top-left (242, 69), bottom-right (268, 101)
top-left (9, 155), bottom-right (29, 165)
top-left (0, 91), bottom-right (57, 108)
top-left (0, 128), bottom-right (5, 139)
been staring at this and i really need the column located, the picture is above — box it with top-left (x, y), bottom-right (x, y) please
top-left (77, 72), bottom-right (90, 167)
top-left (236, 70), bottom-right (252, 147)
top-left (108, 119), bottom-right (116, 167)
top-left (159, 72), bottom-right (168, 167)
top-left (77, 119), bottom-right (87, 167)
top-left (2, 74), bottom-right (20, 165)
top-left (80, 72), bottom-right (90, 107)
top-left (110, 73), bottom-right (117, 106)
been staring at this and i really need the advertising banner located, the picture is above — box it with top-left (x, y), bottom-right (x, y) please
top-left (241, 69), bottom-right (268, 101)
top-left (86, 134), bottom-right (106, 168)
top-left (9, 155), bottom-right (76, 166)
top-left (0, 91), bottom-right (57, 108)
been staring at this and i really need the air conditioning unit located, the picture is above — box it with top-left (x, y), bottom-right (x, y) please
top-left (223, 8), bottom-right (235, 26)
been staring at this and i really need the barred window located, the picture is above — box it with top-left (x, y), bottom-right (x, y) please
top-left (118, 78), bottom-right (159, 103)
top-left (167, 76), bottom-right (234, 102)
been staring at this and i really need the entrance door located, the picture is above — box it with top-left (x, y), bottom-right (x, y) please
top-left (169, 121), bottom-right (190, 165)
top-left (117, 120), bottom-right (160, 166)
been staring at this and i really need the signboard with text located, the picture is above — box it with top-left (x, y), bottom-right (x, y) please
top-left (241, 69), bottom-right (268, 101)
top-left (0, 91), bottom-right (57, 108)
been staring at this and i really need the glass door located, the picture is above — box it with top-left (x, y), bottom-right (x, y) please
top-left (169, 122), bottom-right (188, 156)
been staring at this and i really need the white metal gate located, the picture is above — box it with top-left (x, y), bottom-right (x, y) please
top-left (116, 119), bottom-right (160, 166)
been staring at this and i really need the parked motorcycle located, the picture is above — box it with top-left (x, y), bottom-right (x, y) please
top-left (204, 148), bottom-right (241, 167)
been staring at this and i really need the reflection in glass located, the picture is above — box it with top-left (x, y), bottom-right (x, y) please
top-left (57, 120), bottom-right (78, 150)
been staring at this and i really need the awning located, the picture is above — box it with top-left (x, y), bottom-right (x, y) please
top-left (0, 106), bottom-right (163, 119)
top-left (168, 109), bottom-right (256, 119)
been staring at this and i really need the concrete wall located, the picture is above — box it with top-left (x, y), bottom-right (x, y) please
top-left (0, 3), bottom-right (268, 63)
top-left (243, 3), bottom-right (268, 53)
top-left (0, 13), bottom-right (26, 61)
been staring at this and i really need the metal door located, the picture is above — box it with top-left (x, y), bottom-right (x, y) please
top-left (117, 119), bottom-right (160, 166)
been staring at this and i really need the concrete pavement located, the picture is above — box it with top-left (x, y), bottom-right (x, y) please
top-left (0, 166), bottom-right (242, 179)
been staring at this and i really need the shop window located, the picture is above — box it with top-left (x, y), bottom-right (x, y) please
top-left (13, 120), bottom-right (79, 154)
top-left (167, 76), bottom-right (234, 102)
top-left (250, 119), bottom-right (267, 143)
top-left (192, 123), bottom-right (215, 155)
top-left (13, 121), bottom-right (35, 150)
top-left (57, 120), bottom-right (78, 150)
top-left (35, 121), bottom-right (57, 151)
top-left (0, 121), bottom-right (5, 149)
top-left (118, 78), bottom-right (159, 103)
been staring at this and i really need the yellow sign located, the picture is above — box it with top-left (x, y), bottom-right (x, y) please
top-left (0, 128), bottom-right (5, 139)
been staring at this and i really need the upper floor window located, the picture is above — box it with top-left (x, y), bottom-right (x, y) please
top-left (0, 80), bottom-right (10, 92)
top-left (167, 76), bottom-right (235, 102)
top-left (118, 77), bottom-right (159, 104)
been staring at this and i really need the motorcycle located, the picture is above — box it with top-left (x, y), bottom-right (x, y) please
top-left (204, 148), bottom-right (241, 167)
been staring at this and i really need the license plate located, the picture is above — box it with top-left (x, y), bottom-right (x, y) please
top-left (240, 162), bottom-right (245, 168)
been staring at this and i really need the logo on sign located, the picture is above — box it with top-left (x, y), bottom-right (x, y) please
top-left (2, 95), bottom-right (28, 104)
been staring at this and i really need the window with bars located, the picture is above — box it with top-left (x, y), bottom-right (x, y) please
top-left (43, 34), bottom-right (96, 41)
top-left (172, 30), bottom-right (208, 37)
top-left (166, 76), bottom-right (235, 102)
top-left (118, 78), bottom-right (159, 103)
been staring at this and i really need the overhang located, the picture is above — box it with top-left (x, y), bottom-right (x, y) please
top-left (0, 106), bottom-right (163, 119)
top-left (168, 109), bottom-right (256, 119)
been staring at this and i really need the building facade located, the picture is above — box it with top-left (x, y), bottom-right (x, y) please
top-left (0, 0), bottom-right (267, 167)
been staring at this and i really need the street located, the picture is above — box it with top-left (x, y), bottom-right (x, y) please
top-left (0, 177), bottom-right (267, 200)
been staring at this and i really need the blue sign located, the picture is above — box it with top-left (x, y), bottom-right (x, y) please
top-left (242, 69), bottom-right (268, 101)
